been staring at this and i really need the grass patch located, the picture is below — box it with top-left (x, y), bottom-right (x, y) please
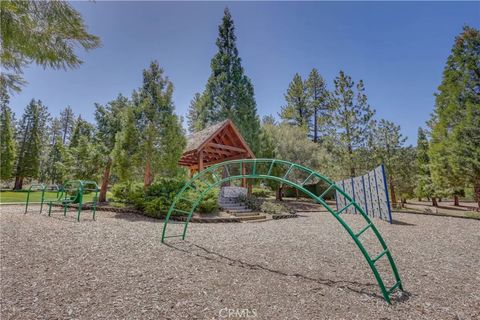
top-left (0, 191), bottom-right (107, 204)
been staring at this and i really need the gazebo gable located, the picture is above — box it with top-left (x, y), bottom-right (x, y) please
top-left (179, 119), bottom-right (255, 170)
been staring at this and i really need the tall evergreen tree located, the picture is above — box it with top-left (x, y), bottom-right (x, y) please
top-left (331, 71), bottom-right (375, 177)
top-left (306, 68), bottom-right (331, 142)
top-left (429, 26), bottom-right (480, 206)
top-left (1, 0), bottom-right (100, 93)
top-left (133, 61), bottom-right (185, 186)
top-left (186, 92), bottom-right (207, 133)
top-left (59, 106), bottom-right (75, 144)
top-left (371, 119), bottom-right (408, 207)
top-left (200, 8), bottom-right (261, 152)
top-left (14, 99), bottom-right (49, 189)
top-left (415, 127), bottom-right (437, 205)
top-left (44, 137), bottom-right (68, 184)
top-left (112, 105), bottom-right (141, 182)
top-left (94, 94), bottom-right (129, 201)
top-left (279, 73), bottom-right (310, 128)
top-left (69, 115), bottom-right (94, 148)
top-left (0, 103), bottom-right (16, 181)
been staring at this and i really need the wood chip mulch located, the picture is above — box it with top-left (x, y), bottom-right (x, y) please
top-left (1, 205), bottom-right (479, 320)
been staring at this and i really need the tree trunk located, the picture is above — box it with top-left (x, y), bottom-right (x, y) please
top-left (99, 159), bottom-right (112, 202)
top-left (276, 185), bottom-right (283, 201)
top-left (313, 106), bottom-right (318, 143)
top-left (144, 159), bottom-right (153, 187)
top-left (418, 197), bottom-right (422, 202)
top-left (432, 197), bottom-right (438, 207)
top-left (389, 177), bottom-right (397, 208)
top-left (438, 198), bottom-right (442, 202)
top-left (474, 179), bottom-right (480, 208)
top-left (453, 195), bottom-right (460, 206)
top-left (13, 176), bottom-right (24, 190)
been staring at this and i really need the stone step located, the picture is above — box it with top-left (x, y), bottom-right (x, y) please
top-left (221, 205), bottom-right (248, 210)
top-left (238, 214), bottom-right (267, 222)
top-left (231, 210), bottom-right (257, 216)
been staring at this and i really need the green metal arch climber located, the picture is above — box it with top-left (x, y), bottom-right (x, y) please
top-left (161, 159), bottom-right (403, 303)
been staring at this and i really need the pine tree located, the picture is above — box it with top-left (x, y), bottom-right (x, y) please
top-left (371, 119), bottom-right (408, 207)
top-left (59, 106), bottom-right (75, 144)
top-left (94, 94), bottom-right (129, 201)
top-left (331, 71), bottom-right (375, 177)
top-left (186, 93), bottom-right (207, 133)
top-left (14, 99), bottom-right (50, 189)
top-left (0, 103), bottom-right (16, 181)
top-left (45, 137), bottom-right (68, 184)
top-left (279, 73), bottom-right (310, 128)
top-left (69, 115), bottom-right (94, 148)
top-left (415, 127), bottom-right (436, 205)
top-left (1, 1), bottom-right (100, 93)
top-left (306, 68), bottom-right (331, 142)
top-left (429, 26), bottom-right (479, 206)
top-left (134, 61), bottom-right (185, 186)
top-left (201, 8), bottom-right (261, 152)
top-left (112, 106), bottom-right (141, 182)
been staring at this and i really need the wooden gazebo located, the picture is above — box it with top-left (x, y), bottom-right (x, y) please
top-left (179, 120), bottom-right (255, 184)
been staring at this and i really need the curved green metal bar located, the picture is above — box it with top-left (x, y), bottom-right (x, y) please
top-left (161, 159), bottom-right (403, 303)
top-left (24, 184), bottom-right (46, 214)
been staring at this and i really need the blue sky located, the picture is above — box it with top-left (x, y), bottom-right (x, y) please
top-left (9, 1), bottom-right (480, 144)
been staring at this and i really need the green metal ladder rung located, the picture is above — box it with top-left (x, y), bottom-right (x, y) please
top-left (318, 184), bottom-right (335, 199)
top-left (355, 223), bottom-right (372, 238)
top-left (372, 249), bottom-right (389, 263)
top-left (267, 160), bottom-right (276, 176)
top-left (252, 160), bottom-right (257, 175)
top-left (387, 281), bottom-right (402, 295)
top-left (163, 235), bottom-right (183, 239)
top-left (336, 202), bottom-right (353, 215)
top-left (283, 164), bottom-right (294, 180)
top-left (173, 208), bottom-right (190, 215)
top-left (301, 172), bottom-right (315, 185)
top-left (179, 197), bottom-right (194, 203)
top-left (224, 165), bottom-right (230, 177)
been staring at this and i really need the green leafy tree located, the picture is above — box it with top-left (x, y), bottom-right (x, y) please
top-left (69, 136), bottom-right (102, 181)
top-left (59, 106), bottom-right (75, 144)
top-left (200, 8), bottom-right (261, 152)
top-left (69, 115), bottom-right (94, 148)
top-left (415, 128), bottom-right (436, 205)
top-left (112, 106), bottom-right (141, 182)
top-left (0, 103), bottom-right (16, 181)
top-left (0, 0), bottom-right (100, 94)
top-left (306, 68), bottom-right (332, 142)
top-left (186, 92), bottom-right (207, 133)
top-left (14, 99), bottom-right (49, 189)
top-left (371, 119), bottom-right (408, 207)
top-left (133, 61), bottom-right (185, 186)
top-left (429, 26), bottom-right (479, 206)
top-left (44, 137), bottom-right (68, 184)
top-left (331, 71), bottom-right (375, 177)
top-left (394, 146), bottom-right (417, 206)
top-left (279, 73), bottom-right (310, 128)
top-left (94, 94), bottom-right (129, 202)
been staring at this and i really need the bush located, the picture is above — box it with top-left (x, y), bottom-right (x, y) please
top-left (260, 201), bottom-right (286, 215)
top-left (112, 178), bottom-right (219, 218)
top-left (252, 187), bottom-right (273, 198)
top-left (238, 194), bottom-right (263, 211)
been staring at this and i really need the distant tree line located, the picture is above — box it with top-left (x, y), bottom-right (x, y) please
top-left (1, 4), bottom-right (478, 208)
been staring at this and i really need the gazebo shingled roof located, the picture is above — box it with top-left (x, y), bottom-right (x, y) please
top-left (179, 119), bottom-right (255, 172)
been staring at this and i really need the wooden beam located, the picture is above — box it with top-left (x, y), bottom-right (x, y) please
top-left (187, 154), bottom-right (248, 171)
top-left (207, 143), bottom-right (246, 153)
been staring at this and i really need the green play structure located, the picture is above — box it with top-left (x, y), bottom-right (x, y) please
top-left (161, 158), bottom-right (403, 304)
top-left (24, 180), bottom-right (99, 222)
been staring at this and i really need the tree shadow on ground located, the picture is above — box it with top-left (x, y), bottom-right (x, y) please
top-left (165, 242), bottom-right (412, 303)
top-left (391, 219), bottom-right (416, 226)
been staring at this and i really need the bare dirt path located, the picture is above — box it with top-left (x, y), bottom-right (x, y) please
top-left (1, 205), bottom-right (479, 319)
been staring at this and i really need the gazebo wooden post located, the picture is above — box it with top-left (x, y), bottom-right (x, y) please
top-left (241, 162), bottom-right (246, 187)
top-left (198, 151), bottom-right (204, 172)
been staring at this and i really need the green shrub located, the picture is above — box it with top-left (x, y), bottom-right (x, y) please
top-left (252, 187), bottom-right (273, 198)
top-left (112, 177), bottom-right (219, 218)
top-left (238, 194), bottom-right (263, 211)
top-left (260, 201), bottom-right (286, 215)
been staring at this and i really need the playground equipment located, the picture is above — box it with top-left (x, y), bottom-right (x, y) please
top-left (24, 180), bottom-right (99, 222)
top-left (161, 159), bottom-right (403, 304)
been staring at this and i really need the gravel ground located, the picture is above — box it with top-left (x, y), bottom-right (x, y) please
top-left (1, 205), bottom-right (479, 320)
